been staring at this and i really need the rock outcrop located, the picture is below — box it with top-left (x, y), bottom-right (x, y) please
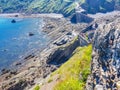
top-left (70, 13), bottom-right (93, 23)
top-left (46, 36), bottom-right (80, 64)
top-left (87, 18), bottom-right (120, 90)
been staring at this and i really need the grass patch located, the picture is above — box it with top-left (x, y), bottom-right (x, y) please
top-left (52, 45), bottom-right (92, 90)
top-left (48, 78), bottom-right (53, 83)
top-left (34, 85), bottom-right (40, 90)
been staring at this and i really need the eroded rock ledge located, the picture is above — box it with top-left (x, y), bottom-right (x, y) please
top-left (87, 18), bottom-right (120, 90)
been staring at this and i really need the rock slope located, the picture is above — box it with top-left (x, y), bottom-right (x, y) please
top-left (88, 17), bottom-right (120, 90)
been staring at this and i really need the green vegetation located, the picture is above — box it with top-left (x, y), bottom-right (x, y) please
top-left (48, 78), bottom-right (53, 83)
top-left (0, 0), bottom-right (78, 16)
top-left (34, 85), bottom-right (40, 90)
top-left (49, 45), bottom-right (92, 90)
top-left (0, 0), bottom-right (119, 16)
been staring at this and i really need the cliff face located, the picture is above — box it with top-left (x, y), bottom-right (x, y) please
top-left (89, 18), bottom-right (120, 89)
top-left (81, 0), bottom-right (115, 14)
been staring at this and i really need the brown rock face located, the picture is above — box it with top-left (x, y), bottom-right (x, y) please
top-left (89, 19), bottom-right (120, 90)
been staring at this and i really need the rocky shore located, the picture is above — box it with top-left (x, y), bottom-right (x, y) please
top-left (0, 13), bottom-right (89, 90)
top-left (0, 11), bottom-right (120, 90)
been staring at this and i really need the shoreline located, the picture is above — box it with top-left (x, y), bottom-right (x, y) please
top-left (0, 16), bottom-right (80, 90)
top-left (1, 11), bottom-right (120, 90)
top-left (0, 13), bottom-right (63, 18)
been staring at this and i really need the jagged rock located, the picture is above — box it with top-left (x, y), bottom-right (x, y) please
top-left (11, 19), bottom-right (16, 23)
top-left (28, 32), bottom-right (34, 36)
top-left (1, 69), bottom-right (10, 75)
top-left (70, 13), bottom-right (93, 23)
top-left (88, 18), bottom-right (120, 90)
top-left (53, 38), bottom-right (68, 46)
top-left (79, 33), bottom-right (90, 46)
top-left (47, 37), bottom-right (80, 64)
top-left (7, 80), bottom-right (27, 90)
top-left (24, 54), bottom-right (35, 60)
top-left (15, 62), bottom-right (22, 66)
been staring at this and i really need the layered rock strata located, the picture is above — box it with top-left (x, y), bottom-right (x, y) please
top-left (88, 18), bottom-right (120, 90)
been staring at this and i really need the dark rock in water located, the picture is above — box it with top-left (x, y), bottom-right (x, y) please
top-left (28, 32), bottom-right (34, 36)
top-left (2, 49), bottom-right (8, 52)
top-left (1, 68), bottom-right (10, 75)
top-left (15, 62), bottom-right (22, 66)
top-left (24, 54), bottom-right (35, 60)
top-left (11, 19), bottom-right (16, 23)
top-left (70, 13), bottom-right (93, 23)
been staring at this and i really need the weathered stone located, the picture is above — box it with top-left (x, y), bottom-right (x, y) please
top-left (24, 54), bottom-right (35, 60)
top-left (95, 85), bottom-right (104, 90)
top-left (47, 36), bottom-right (80, 64)
top-left (1, 69), bottom-right (10, 75)
top-left (89, 18), bottom-right (120, 90)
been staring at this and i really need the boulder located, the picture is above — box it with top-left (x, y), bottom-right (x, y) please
top-left (28, 32), bottom-right (34, 36)
top-left (11, 19), bottom-right (16, 23)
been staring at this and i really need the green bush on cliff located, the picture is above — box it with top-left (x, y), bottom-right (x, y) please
top-left (50, 45), bottom-right (92, 90)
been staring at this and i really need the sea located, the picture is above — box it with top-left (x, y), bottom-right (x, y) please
top-left (0, 17), bottom-right (49, 70)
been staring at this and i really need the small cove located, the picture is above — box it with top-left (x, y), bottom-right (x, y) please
top-left (0, 17), bottom-right (49, 70)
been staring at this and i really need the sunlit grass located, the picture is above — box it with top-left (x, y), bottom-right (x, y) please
top-left (34, 85), bottom-right (40, 90)
top-left (52, 45), bottom-right (92, 90)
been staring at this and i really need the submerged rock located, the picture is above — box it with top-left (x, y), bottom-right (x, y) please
top-left (11, 19), bottom-right (16, 23)
top-left (28, 32), bottom-right (35, 36)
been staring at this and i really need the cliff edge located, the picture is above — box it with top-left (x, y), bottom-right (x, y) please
top-left (87, 18), bottom-right (120, 90)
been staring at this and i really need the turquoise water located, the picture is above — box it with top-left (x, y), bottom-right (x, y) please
top-left (0, 17), bottom-right (49, 70)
